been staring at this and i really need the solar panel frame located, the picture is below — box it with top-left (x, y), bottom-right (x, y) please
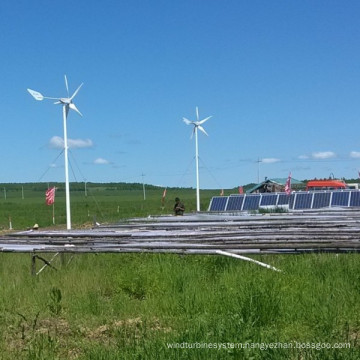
top-left (260, 194), bottom-right (278, 206)
top-left (312, 192), bottom-right (331, 209)
top-left (293, 192), bottom-right (313, 209)
top-left (331, 191), bottom-right (350, 207)
top-left (349, 190), bottom-right (360, 206)
top-left (226, 195), bottom-right (245, 211)
top-left (209, 196), bottom-right (228, 211)
top-left (277, 193), bottom-right (291, 206)
top-left (242, 195), bottom-right (261, 210)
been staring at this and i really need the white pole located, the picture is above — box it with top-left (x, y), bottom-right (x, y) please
top-left (216, 250), bottom-right (282, 272)
top-left (63, 105), bottom-right (71, 230)
top-left (142, 173), bottom-right (146, 200)
top-left (195, 127), bottom-right (200, 212)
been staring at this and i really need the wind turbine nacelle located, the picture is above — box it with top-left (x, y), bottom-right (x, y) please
top-left (59, 98), bottom-right (71, 104)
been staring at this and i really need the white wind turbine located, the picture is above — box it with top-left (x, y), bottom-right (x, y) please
top-left (27, 75), bottom-right (83, 230)
top-left (183, 106), bottom-right (212, 212)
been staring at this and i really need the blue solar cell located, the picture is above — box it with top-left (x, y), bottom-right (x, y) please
top-left (242, 195), bottom-right (261, 210)
top-left (277, 194), bottom-right (291, 205)
top-left (293, 193), bottom-right (313, 209)
top-left (226, 195), bottom-right (244, 211)
top-left (349, 191), bottom-right (360, 206)
top-left (209, 196), bottom-right (227, 211)
top-left (260, 194), bottom-right (278, 206)
top-left (312, 192), bottom-right (331, 209)
top-left (331, 191), bottom-right (350, 207)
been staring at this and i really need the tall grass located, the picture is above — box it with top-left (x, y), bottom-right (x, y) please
top-left (0, 253), bottom-right (358, 359)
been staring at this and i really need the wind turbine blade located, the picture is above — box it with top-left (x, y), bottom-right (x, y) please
top-left (198, 125), bottom-right (208, 136)
top-left (64, 75), bottom-right (69, 97)
top-left (183, 118), bottom-right (192, 125)
top-left (69, 103), bottom-right (82, 116)
top-left (198, 116), bottom-right (212, 125)
top-left (27, 88), bottom-right (44, 101)
top-left (196, 107), bottom-right (199, 121)
top-left (70, 83), bottom-right (83, 100)
top-left (190, 127), bottom-right (195, 139)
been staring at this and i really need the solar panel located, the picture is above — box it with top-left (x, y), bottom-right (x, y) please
top-left (260, 194), bottom-right (278, 206)
top-left (242, 195), bottom-right (261, 210)
top-left (209, 196), bottom-right (227, 211)
top-left (277, 193), bottom-right (291, 205)
top-left (226, 195), bottom-right (244, 211)
top-left (349, 191), bottom-right (360, 206)
top-left (209, 190), bottom-right (360, 212)
top-left (293, 193), bottom-right (313, 209)
top-left (312, 192), bottom-right (331, 209)
top-left (331, 191), bottom-right (350, 207)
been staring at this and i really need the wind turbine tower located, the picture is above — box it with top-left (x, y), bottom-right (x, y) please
top-left (183, 107), bottom-right (212, 212)
top-left (27, 75), bottom-right (83, 230)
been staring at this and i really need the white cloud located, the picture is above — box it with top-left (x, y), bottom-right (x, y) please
top-left (94, 157), bottom-right (110, 165)
top-left (350, 151), bottom-right (360, 158)
top-left (261, 158), bottom-right (280, 164)
top-left (312, 151), bottom-right (336, 159)
top-left (298, 155), bottom-right (309, 160)
top-left (49, 136), bottom-right (93, 149)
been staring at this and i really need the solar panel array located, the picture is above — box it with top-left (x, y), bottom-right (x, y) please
top-left (208, 190), bottom-right (360, 212)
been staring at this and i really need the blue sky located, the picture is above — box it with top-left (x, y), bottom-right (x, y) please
top-left (2, 0), bottom-right (360, 189)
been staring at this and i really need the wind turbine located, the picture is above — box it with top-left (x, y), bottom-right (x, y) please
top-left (183, 106), bottom-right (212, 212)
top-left (27, 75), bottom-right (83, 230)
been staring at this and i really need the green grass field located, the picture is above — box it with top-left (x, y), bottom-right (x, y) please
top-left (0, 183), bottom-right (221, 230)
top-left (0, 183), bottom-right (359, 359)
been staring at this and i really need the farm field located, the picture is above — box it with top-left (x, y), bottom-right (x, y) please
top-left (0, 182), bottom-right (222, 231)
top-left (0, 183), bottom-right (359, 359)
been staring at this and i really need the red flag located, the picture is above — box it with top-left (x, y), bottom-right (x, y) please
top-left (45, 187), bottom-right (56, 205)
top-left (238, 186), bottom-right (244, 194)
top-left (284, 172), bottom-right (292, 195)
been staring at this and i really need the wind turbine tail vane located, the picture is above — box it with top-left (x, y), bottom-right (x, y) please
top-left (27, 89), bottom-right (59, 101)
top-left (27, 88), bottom-right (44, 101)
top-left (183, 118), bottom-right (193, 125)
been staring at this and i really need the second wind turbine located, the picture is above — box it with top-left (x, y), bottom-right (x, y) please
top-left (183, 107), bottom-right (212, 212)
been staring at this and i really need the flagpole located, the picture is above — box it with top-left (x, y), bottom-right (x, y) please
top-left (52, 203), bottom-right (55, 225)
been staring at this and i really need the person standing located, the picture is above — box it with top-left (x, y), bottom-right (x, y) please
top-left (174, 197), bottom-right (185, 215)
